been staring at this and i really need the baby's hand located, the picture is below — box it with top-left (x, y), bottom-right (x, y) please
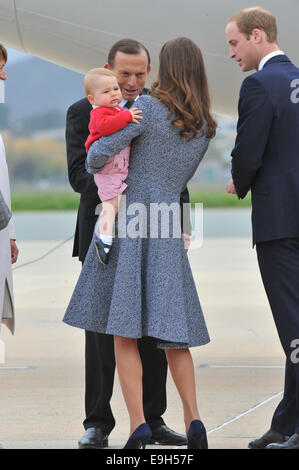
top-left (129, 107), bottom-right (143, 124)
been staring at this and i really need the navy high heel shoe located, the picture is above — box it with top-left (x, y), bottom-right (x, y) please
top-left (124, 423), bottom-right (152, 449)
top-left (187, 420), bottom-right (208, 449)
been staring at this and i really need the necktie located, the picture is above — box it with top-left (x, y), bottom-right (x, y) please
top-left (124, 100), bottom-right (135, 109)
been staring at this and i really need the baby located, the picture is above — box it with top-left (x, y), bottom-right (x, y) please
top-left (84, 68), bottom-right (142, 265)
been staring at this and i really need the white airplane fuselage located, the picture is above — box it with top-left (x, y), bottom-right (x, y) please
top-left (0, 0), bottom-right (298, 116)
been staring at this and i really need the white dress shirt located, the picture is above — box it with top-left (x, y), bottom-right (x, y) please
top-left (258, 50), bottom-right (285, 71)
top-left (119, 96), bottom-right (139, 108)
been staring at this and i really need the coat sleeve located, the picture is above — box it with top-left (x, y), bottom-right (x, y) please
top-left (231, 75), bottom-right (273, 199)
top-left (86, 96), bottom-right (150, 174)
top-left (65, 101), bottom-right (98, 196)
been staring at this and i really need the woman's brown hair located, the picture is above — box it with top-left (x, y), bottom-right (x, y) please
top-left (151, 37), bottom-right (217, 140)
top-left (0, 43), bottom-right (8, 63)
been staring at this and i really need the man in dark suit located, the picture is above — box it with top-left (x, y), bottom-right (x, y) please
top-left (226, 7), bottom-right (299, 449)
top-left (66, 38), bottom-right (188, 449)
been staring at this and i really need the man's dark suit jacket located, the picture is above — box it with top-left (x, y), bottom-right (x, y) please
top-left (66, 95), bottom-right (191, 261)
top-left (66, 97), bottom-right (98, 261)
top-left (231, 55), bottom-right (299, 246)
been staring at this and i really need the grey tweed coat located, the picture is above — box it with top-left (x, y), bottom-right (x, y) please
top-left (63, 96), bottom-right (210, 349)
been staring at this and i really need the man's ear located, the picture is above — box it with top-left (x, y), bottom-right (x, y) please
top-left (104, 63), bottom-right (111, 70)
top-left (252, 28), bottom-right (263, 43)
top-left (147, 65), bottom-right (151, 74)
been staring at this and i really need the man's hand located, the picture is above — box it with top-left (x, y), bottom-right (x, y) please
top-left (10, 239), bottom-right (19, 264)
top-left (226, 178), bottom-right (237, 194)
top-left (182, 233), bottom-right (191, 252)
top-left (129, 107), bottom-right (143, 124)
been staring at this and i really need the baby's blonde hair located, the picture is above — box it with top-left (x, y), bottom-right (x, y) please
top-left (83, 68), bottom-right (117, 96)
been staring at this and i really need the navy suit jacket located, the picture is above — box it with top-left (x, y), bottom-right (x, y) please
top-left (231, 55), bottom-right (299, 245)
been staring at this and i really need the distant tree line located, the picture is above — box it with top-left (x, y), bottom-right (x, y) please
top-left (3, 135), bottom-right (67, 183)
top-left (0, 106), bottom-right (66, 136)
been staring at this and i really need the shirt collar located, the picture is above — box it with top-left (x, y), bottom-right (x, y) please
top-left (119, 95), bottom-right (139, 108)
top-left (258, 50), bottom-right (285, 71)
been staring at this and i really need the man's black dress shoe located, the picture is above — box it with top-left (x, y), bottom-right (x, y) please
top-left (266, 433), bottom-right (299, 449)
top-left (148, 424), bottom-right (187, 446)
top-left (248, 428), bottom-right (289, 449)
top-left (78, 427), bottom-right (109, 449)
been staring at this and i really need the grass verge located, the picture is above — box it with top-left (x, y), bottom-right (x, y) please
top-left (11, 191), bottom-right (251, 211)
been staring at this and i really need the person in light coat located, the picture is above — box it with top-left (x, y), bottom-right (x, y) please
top-left (0, 44), bottom-right (18, 336)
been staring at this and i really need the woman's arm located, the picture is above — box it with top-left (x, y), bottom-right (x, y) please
top-left (86, 96), bottom-right (151, 174)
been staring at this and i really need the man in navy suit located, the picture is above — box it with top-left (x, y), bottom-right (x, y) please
top-left (226, 7), bottom-right (299, 449)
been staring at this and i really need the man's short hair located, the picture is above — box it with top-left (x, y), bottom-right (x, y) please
top-left (229, 6), bottom-right (278, 43)
top-left (83, 67), bottom-right (117, 96)
top-left (107, 39), bottom-right (151, 69)
top-left (0, 44), bottom-right (8, 63)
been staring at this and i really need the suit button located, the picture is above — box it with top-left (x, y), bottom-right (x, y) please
top-left (114, 163), bottom-right (118, 167)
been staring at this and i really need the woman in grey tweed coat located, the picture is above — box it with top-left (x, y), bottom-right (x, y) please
top-left (63, 37), bottom-right (217, 448)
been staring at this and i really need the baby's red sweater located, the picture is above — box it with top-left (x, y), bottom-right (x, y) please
top-left (85, 106), bottom-right (133, 153)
